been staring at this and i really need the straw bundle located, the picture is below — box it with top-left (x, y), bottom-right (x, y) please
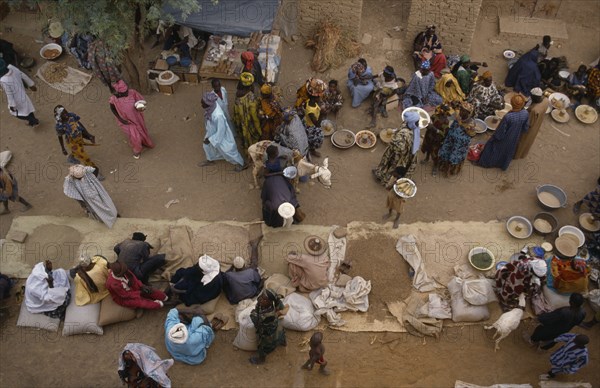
top-left (305, 21), bottom-right (360, 73)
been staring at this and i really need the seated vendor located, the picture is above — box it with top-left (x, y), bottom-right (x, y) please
top-left (169, 255), bottom-right (223, 306)
top-left (71, 255), bottom-right (110, 306)
top-left (370, 66), bottom-right (405, 127)
top-left (495, 257), bottom-right (547, 310)
top-left (320, 80), bottom-right (343, 117)
top-left (550, 236), bottom-right (589, 295)
top-left (163, 24), bottom-right (198, 59)
top-left (566, 65), bottom-right (588, 106)
top-left (164, 307), bottom-right (227, 365)
top-left (223, 237), bottom-right (263, 304)
top-left (25, 260), bottom-right (71, 319)
top-left (106, 262), bottom-right (168, 310)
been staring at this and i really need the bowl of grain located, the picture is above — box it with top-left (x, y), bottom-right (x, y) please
top-left (532, 212), bottom-right (559, 236)
top-left (40, 43), bottom-right (63, 60)
top-left (536, 184), bottom-right (567, 210)
top-left (468, 247), bottom-right (495, 271)
top-left (506, 216), bottom-right (533, 239)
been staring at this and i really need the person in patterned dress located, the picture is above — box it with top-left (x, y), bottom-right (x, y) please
top-left (495, 257), bottom-right (547, 310)
top-left (54, 106), bottom-right (102, 178)
top-left (233, 73), bottom-right (262, 159)
top-left (438, 101), bottom-right (475, 177)
top-left (373, 111), bottom-right (421, 184)
top-left (468, 71), bottom-right (504, 119)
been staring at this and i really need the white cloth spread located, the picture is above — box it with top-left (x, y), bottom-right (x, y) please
top-left (396, 235), bottom-right (443, 292)
top-left (309, 276), bottom-right (371, 326)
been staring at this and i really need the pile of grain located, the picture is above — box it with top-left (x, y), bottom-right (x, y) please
top-left (305, 21), bottom-right (360, 73)
top-left (538, 191), bottom-right (561, 208)
top-left (534, 218), bottom-right (552, 233)
top-left (42, 62), bottom-right (68, 83)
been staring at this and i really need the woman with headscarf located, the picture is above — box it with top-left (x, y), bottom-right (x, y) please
top-left (420, 104), bottom-right (452, 176)
top-left (25, 260), bottom-right (70, 319)
top-left (373, 110), bottom-right (421, 185)
top-left (295, 78), bottom-right (325, 117)
top-left (274, 108), bottom-right (309, 157)
top-left (249, 288), bottom-right (288, 364)
top-left (505, 49), bottom-right (542, 97)
top-left (106, 261), bottom-right (167, 310)
top-left (54, 105), bottom-right (101, 177)
top-left (258, 83), bottom-right (283, 141)
top-left (63, 164), bottom-right (118, 228)
top-left (478, 94), bottom-right (529, 171)
top-left (169, 255), bottom-right (223, 306)
top-left (495, 257), bottom-right (547, 310)
top-left (241, 51), bottom-right (263, 87)
top-left (403, 60), bottom-right (443, 109)
top-left (468, 71), bottom-right (505, 119)
top-left (347, 58), bottom-right (375, 108)
top-left (435, 72), bottom-right (465, 104)
top-left (452, 55), bottom-right (475, 95)
top-left (200, 91), bottom-right (245, 170)
top-left (233, 72), bottom-right (262, 157)
top-left (438, 102), bottom-right (475, 177)
top-left (0, 58), bottom-right (39, 127)
top-left (109, 80), bottom-right (154, 159)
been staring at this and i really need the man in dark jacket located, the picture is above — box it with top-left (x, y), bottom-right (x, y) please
top-left (114, 232), bottom-right (166, 284)
top-left (529, 293), bottom-right (586, 348)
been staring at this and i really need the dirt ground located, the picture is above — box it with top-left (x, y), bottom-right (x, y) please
top-left (1, 0), bottom-right (600, 386)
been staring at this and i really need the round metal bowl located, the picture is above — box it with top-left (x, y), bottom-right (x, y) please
top-left (558, 225), bottom-right (585, 247)
top-left (506, 216), bottom-right (533, 239)
top-left (536, 184), bottom-right (567, 210)
top-left (532, 212), bottom-right (559, 236)
top-left (468, 247), bottom-right (495, 271)
top-left (484, 115), bottom-right (501, 131)
top-left (393, 178), bottom-right (417, 199)
top-left (331, 129), bottom-right (355, 149)
top-left (355, 130), bottom-right (377, 149)
top-left (39, 43), bottom-right (62, 60)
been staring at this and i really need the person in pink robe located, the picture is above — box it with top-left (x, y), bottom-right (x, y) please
top-left (109, 80), bottom-right (155, 159)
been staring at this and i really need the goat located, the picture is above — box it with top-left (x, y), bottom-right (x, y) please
top-left (484, 293), bottom-right (526, 351)
top-left (295, 157), bottom-right (332, 192)
top-left (247, 141), bottom-right (331, 191)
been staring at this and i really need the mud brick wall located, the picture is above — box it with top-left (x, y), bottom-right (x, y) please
top-left (297, 0), bottom-right (364, 39)
top-left (406, 0), bottom-right (483, 54)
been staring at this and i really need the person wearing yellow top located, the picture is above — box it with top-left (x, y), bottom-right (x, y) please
top-left (303, 95), bottom-right (323, 158)
top-left (73, 255), bottom-right (110, 306)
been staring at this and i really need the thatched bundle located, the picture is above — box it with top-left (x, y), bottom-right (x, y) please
top-left (305, 21), bottom-right (360, 73)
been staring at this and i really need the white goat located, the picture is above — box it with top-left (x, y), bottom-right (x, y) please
top-left (296, 157), bottom-right (332, 191)
top-left (484, 293), bottom-right (526, 351)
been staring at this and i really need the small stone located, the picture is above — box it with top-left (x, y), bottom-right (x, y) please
top-left (393, 26), bottom-right (401, 32)
top-left (291, 34), bottom-right (299, 42)
top-left (166, 187), bottom-right (173, 193)
top-left (361, 33), bottom-right (372, 45)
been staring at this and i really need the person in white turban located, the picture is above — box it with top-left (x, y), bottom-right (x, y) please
top-left (169, 255), bottom-right (223, 306)
top-left (222, 236), bottom-right (263, 304)
top-left (164, 307), bottom-right (227, 365)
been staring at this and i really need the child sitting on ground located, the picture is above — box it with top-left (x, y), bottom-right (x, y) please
top-left (302, 331), bottom-right (330, 376)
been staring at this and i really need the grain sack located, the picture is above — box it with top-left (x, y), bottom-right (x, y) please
top-left (282, 293), bottom-right (320, 331)
top-left (233, 300), bottom-right (258, 351)
top-left (448, 277), bottom-right (490, 322)
top-left (461, 278), bottom-right (497, 306)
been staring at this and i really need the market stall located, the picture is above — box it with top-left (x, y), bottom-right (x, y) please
top-left (199, 31), bottom-right (282, 82)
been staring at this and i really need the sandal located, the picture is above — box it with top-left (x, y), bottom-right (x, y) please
top-left (210, 313), bottom-right (229, 331)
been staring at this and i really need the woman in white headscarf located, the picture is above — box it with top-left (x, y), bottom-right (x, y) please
top-left (372, 110), bottom-right (421, 185)
top-left (495, 256), bottom-right (547, 310)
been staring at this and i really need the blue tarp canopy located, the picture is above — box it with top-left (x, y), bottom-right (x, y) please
top-left (162, 0), bottom-right (280, 37)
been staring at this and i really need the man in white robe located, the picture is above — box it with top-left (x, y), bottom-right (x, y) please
top-left (0, 58), bottom-right (39, 126)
